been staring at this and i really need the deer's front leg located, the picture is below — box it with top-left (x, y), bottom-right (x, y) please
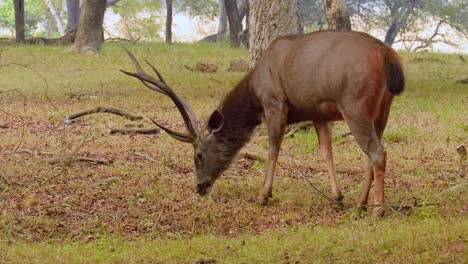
top-left (258, 110), bottom-right (286, 205)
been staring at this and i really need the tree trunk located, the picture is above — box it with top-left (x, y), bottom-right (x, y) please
top-left (217, 0), bottom-right (228, 37)
top-left (65, 0), bottom-right (80, 33)
top-left (13, 0), bottom-right (25, 43)
top-left (248, 0), bottom-right (303, 68)
top-left (324, 0), bottom-right (351, 30)
top-left (238, 0), bottom-right (248, 23)
top-left (72, 0), bottom-right (107, 53)
top-left (45, 0), bottom-right (64, 35)
top-left (165, 0), bottom-right (173, 43)
top-left (224, 0), bottom-right (241, 47)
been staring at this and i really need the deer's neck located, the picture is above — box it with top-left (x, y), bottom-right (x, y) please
top-left (216, 73), bottom-right (262, 151)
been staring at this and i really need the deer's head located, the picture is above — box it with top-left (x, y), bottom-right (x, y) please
top-left (121, 49), bottom-right (235, 195)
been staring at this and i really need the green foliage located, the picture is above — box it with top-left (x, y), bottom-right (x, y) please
top-left (112, 0), bottom-right (164, 41)
top-left (174, 0), bottom-right (218, 19)
top-left (0, 0), bottom-right (46, 36)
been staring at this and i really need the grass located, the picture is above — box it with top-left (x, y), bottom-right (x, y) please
top-left (1, 217), bottom-right (466, 263)
top-left (0, 42), bottom-right (467, 263)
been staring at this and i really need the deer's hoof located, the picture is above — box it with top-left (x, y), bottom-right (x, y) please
top-left (373, 205), bottom-right (385, 218)
top-left (257, 193), bottom-right (272, 206)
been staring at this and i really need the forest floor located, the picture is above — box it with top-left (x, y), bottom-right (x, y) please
top-left (0, 43), bottom-right (466, 263)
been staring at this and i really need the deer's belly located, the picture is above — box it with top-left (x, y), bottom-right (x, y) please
top-left (287, 100), bottom-right (343, 124)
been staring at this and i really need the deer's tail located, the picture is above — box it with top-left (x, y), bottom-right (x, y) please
top-left (384, 48), bottom-right (405, 95)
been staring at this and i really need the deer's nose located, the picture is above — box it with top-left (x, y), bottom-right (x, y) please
top-left (196, 182), bottom-right (212, 195)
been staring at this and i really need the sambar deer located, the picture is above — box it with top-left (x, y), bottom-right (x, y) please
top-left (122, 30), bottom-right (405, 217)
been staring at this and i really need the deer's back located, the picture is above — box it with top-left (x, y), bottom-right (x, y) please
top-left (251, 30), bottom-right (392, 123)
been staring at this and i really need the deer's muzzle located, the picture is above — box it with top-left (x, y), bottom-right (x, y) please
top-left (196, 181), bottom-right (212, 196)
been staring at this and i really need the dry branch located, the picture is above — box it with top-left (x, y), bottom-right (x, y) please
top-left (65, 107), bottom-right (143, 123)
top-left (238, 151), bottom-right (362, 175)
top-left (133, 151), bottom-right (156, 162)
top-left (110, 127), bottom-right (160, 135)
top-left (47, 157), bottom-right (113, 165)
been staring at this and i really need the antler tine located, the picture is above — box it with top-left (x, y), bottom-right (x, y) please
top-left (145, 60), bottom-right (166, 84)
top-left (121, 48), bottom-right (199, 139)
top-left (150, 118), bottom-right (194, 143)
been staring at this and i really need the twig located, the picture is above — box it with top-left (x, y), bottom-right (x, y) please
top-left (40, 123), bottom-right (95, 186)
top-left (133, 152), bottom-right (156, 162)
top-left (65, 107), bottom-right (143, 123)
top-left (110, 127), bottom-right (160, 135)
top-left (458, 54), bottom-right (466, 63)
top-left (284, 122), bottom-right (313, 138)
top-left (104, 37), bottom-right (140, 43)
top-left (238, 151), bottom-right (362, 175)
top-left (47, 157), bottom-right (113, 165)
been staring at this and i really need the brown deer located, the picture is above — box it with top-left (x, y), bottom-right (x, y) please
top-left (122, 30), bottom-right (405, 217)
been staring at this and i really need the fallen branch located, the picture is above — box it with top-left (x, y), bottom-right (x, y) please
top-left (238, 151), bottom-right (362, 175)
top-left (65, 107), bottom-right (143, 123)
top-left (47, 157), bottom-right (113, 165)
top-left (284, 122), bottom-right (313, 138)
top-left (110, 127), bottom-right (160, 135)
top-left (133, 151), bottom-right (156, 162)
top-left (104, 37), bottom-right (140, 43)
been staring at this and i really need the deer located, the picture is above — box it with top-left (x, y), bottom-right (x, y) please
top-left (121, 30), bottom-right (405, 217)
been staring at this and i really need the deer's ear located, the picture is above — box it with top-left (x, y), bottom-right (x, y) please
top-left (208, 110), bottom-right (224, 133)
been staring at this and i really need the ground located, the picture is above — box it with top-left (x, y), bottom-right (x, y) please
top-left (0, 43), bottom-right (466, 263)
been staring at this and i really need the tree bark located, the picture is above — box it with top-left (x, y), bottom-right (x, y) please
top-left (72, 0), bottom-right (107, 53)
top-left (13, 0), bottom-right (25, 43)
top-left (165, 0), bottom-right (173, 43)
top-left (65, 0), bottom-right (80, 33)
top-left (217, 0), bottom-right (228, 37)
top-left (224, 0), bottom-right (241, 47)
top-left (248, 0), bottom-right (303, 68)
top-left (324, 0), bottom-right (351, 30)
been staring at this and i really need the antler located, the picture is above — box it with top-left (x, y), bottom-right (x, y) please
top-left (121, 48), bottom-right (199, 143)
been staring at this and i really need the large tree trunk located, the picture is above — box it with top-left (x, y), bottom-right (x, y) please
top-left (13, 0), bottom-right (25, 43)
top-left (224, 0), bottom-right (241, 47)
top-left (72, 0), bottom-right (107, 53)
top-left (65, 0), bottom-right (80, 33)
top-left (324, 0), bottom-right (351, 30)
top-left (165, 0), bottom-right (173, 43)
top-left (248, 0), bottom-right (303, 68)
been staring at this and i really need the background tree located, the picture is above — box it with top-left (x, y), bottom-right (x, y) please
top-left (71, 0), bottom-right (107, 53)
top-left (324, 0), bottom-right (351, 30)
top-left (165, 0), bottom-right (172, 43)
top-left (13, 0), bottom-right (25, 43)
top-left (224, 0), bottom-right (241, 46)
top-left (112, 0), bottom-right (163, 41)
top-left (249, 0), bottom-right (303, 67)
top-left (65, 0), bottom-right (80, 34)
top-left (44, 0), bottom-right (64, 35)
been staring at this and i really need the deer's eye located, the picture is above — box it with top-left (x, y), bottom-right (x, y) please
top-left (196, 152), bottom-right (203, 161)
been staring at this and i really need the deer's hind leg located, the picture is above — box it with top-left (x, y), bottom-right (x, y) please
top-left (357, 94), bottom-right (393, 210)
top-left (314, 122), bottom-right (343, 203)
top-left (341, 111), bottom-right (387, 217)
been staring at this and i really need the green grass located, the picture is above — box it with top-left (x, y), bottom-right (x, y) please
top-left (1, 217), bottom-right (466, 263)
top-left (0, 42), bottom-right (467, 263)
